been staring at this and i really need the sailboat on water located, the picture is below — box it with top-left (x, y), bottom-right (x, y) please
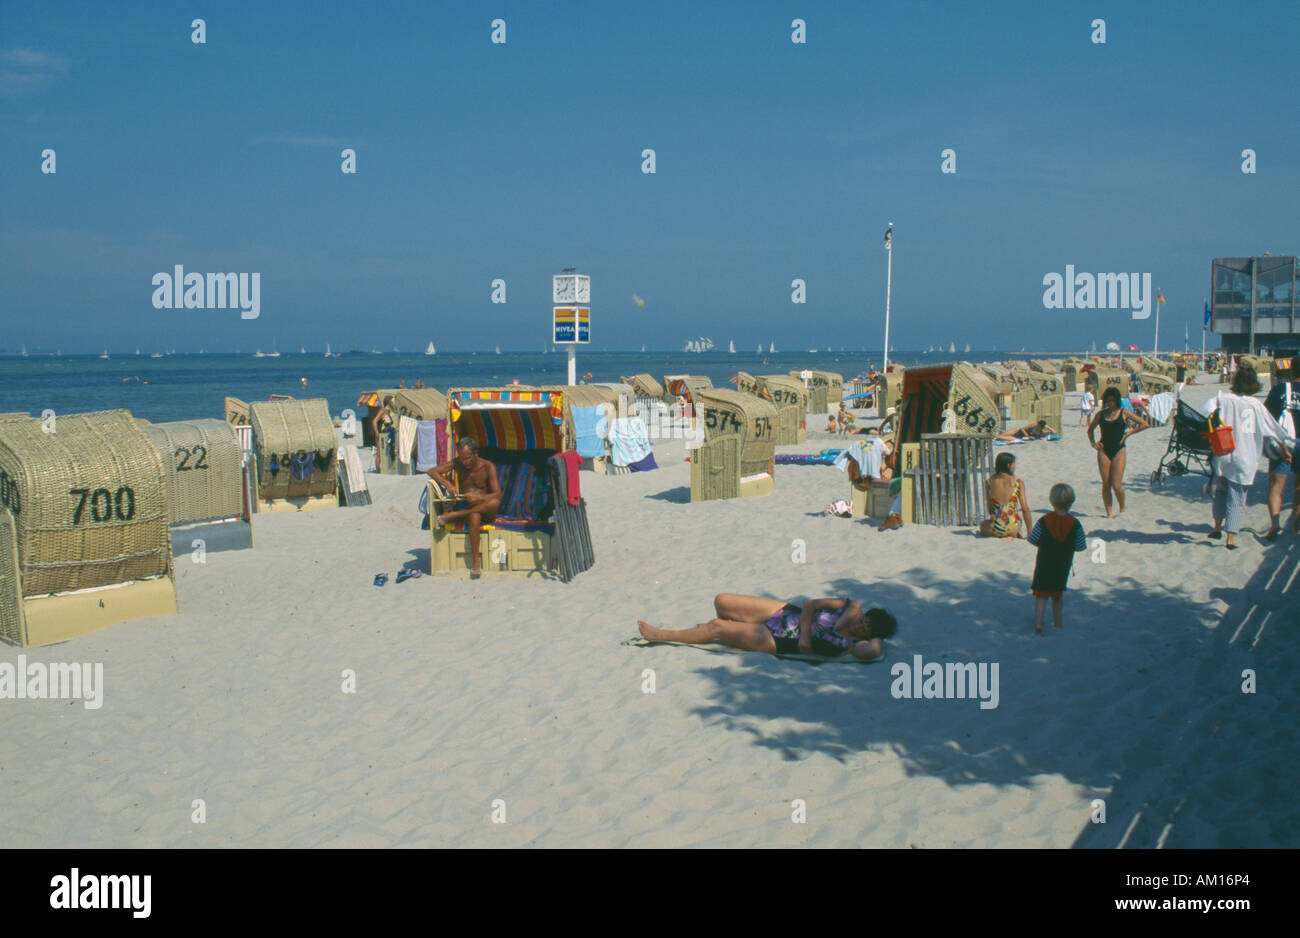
top-left (964, 343), bottom-right (970, 354)
top-left (949, 342), bottom-right (956, 354)
top-left (495, 346), bottom-right (501, 355)
top-left (426, 342), bottom-right (435, 356)
top-left (20, 345), bottom-right (27, 358)
top-left (769, 342), bottom-right (776, 354)
top-left (757, 344), bottom-right (762, 354)
top-left (99, 350), bottom-right (109, 359)
top-left (325, 344), bottom-right (332, 358)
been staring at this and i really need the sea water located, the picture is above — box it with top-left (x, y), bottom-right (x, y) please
top-left (0, 350), bottom-right (1016, 423)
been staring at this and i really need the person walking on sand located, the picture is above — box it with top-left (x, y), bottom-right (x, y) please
top-left (1087, 386), bottom-right (1150, 517)
top-left (1078, 386), bottom-right (1095, 429)
top-left (1027, 483), bottom-right (1088, 634)
top-left (637, 594), bottom-right (896, 661)
top-left (1262, 361), bottom-right (1300, 540)
top-left (1205, 363), bottom-right (1295, 549)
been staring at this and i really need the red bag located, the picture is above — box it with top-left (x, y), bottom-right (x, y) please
top-left (1206, 425), bottom-right (1235, 456)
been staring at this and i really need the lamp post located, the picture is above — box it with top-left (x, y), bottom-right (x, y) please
top-left (882, 223), bottom-right (893, 373)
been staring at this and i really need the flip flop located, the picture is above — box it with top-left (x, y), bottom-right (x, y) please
top-left (396, 568), bottom-right (422, 583)
top-left (373, 573), bottom-right (388, 587)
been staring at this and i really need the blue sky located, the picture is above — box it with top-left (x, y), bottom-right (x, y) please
top-left (1, 0), bottom-right (1297, 353)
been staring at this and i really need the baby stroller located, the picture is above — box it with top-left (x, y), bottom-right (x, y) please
top-left (1150, 396), bottom-right (1214, 489)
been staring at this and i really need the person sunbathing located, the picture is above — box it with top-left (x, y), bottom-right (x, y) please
top-left (997, 419), bottom-right (1054, 442)
top-left (638, 593), bottom-right (896, 660)
top-left (426, 438), bottom-right (501, 578)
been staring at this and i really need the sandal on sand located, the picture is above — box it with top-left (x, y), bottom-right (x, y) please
top-left (373, 573), bottom-right (388, 587)
top-left (395, 568), bottom-right (421, 583)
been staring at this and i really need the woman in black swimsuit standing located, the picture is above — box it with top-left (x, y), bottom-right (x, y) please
top-left (1087, 386), bottom-right (1150, 517)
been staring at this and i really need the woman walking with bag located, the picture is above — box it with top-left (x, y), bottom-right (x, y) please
top-left (1205, 364), bottom-right (1295, 549)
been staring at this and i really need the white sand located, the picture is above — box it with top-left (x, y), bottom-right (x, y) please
top-left (1, 377), bottom-right (1296, 847)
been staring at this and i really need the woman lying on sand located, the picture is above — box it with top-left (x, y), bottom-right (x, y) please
top-left (638, 594), bottom-right (896, 660)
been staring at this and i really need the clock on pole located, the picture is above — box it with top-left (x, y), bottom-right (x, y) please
top-left (552, 270), bottom-right (591, 385)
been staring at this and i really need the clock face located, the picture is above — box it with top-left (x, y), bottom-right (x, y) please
top-left (575, 276), bottom-right (590, 303)
top-left (553, 276), bottom-right (576, 303)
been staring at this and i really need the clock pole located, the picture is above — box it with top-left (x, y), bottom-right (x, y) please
top-left (568, 344), bottom-right (576, 386)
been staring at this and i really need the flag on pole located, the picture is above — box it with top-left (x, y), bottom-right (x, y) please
top-left (1204, 299), bottom-right (1211, 327)
top-left (884, 227), bottom-right (892, 250)
top-left (1157, 291), bottom-right (1166, 305)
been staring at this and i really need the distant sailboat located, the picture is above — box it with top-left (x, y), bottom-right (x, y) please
top-left (150, 352), bottom-right (164, 358)
top-left (300, 346), bottom-right (306, 355)
top-left (253, 349), bottom-right (266, 358)
top-left (949, 343), bottom-right (956, 354)
top-left (640, 345), bottom-right (646, 353)
top-left (99, 349), bottom-right (109, 359)
top-left (325, 344), bottom-right (332, 358)
top-left (728, 340), bottom-right (735, 353)
top-left (495, 346), bottom-right (501, 355)
top-left (769, 342), bottom-right (776, 353)
top-left (964, 343), bottom-right (970, 353)
top-left (757, 344), bottom-right (762, 354)
top-left (426, 342), bottom-right (435, 355)
top-left (20, 344), bottom-right (27, 358)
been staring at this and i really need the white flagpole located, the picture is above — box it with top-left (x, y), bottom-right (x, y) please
top-left (1154, 289), bottom-right (1160, 357)
top-left (883, 223), bottom-right (893, 373)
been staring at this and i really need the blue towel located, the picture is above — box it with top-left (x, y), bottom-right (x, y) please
top-left (628, 452), bottom-right (658, 472)
top-left (415, 420), bottom-right (439, 472)
top-left (571, 405), bottom-right (607, 459)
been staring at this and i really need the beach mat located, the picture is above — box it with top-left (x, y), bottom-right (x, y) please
top-left (621, 636), bottom-right (882, 665)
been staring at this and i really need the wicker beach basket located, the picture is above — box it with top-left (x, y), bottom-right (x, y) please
top-left (1137, 372), bottom-right (1176, 394)
top-left (392, 388), bottom-right (449, 421)
top-left (224, 397), bottom-right (251, 426)
top-left (695, 388), bottom-right (777, 479)
top-left (733, 371), bottom-right (760, 395)
top-left (0, 409), bottom-right (171, 600)
top-left (141, 419), bottom-right (244, 524)
top-left (627, 374), bottom-right (664, 399)
top-left (249, 398), bottom-right (338, 500)
top-left (756, 374), bottom-right (808, 444)
top-left (948, 365), bottom-right (1002, 435)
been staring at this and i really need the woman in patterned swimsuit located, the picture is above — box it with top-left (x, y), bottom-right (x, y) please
top-left (637, 594), bottom-right (896, 660)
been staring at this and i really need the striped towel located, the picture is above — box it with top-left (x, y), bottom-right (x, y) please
top-left (609, 416), bottom-right (652, 467)
top-left (397, 415), bottom-right (417, 465)
top-left (341, 444), bottom-right (366, 493)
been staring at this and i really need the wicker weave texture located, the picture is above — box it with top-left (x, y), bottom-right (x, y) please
top-left (948, 366), bottom-right (1002, 436)
top-left (0, 409), bottom-right (171, 596)
top-left (695, 388), bottom-right (777, 478)
top-left (141, 419), bottom-right (244, 524)
top-left (249, 398), bottom-right (338, 499)
top-left (0, 509), bottom-right (24, 645)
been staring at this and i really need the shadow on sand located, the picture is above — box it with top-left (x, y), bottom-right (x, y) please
top-left (663, 560), bottom-right (1296, 847)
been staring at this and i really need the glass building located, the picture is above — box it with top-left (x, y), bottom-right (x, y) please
top-left (1211, 256), bottom-right (1298, 352)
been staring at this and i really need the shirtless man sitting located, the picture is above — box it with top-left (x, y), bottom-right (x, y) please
top-left (426, 438), bottom-right (502, 578)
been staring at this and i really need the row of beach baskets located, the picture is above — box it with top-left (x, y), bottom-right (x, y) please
top-left (0, 399), bottom-right (344, 647)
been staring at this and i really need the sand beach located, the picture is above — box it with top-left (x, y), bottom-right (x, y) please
top-left (1, 377), bottom-right (1294, 849)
